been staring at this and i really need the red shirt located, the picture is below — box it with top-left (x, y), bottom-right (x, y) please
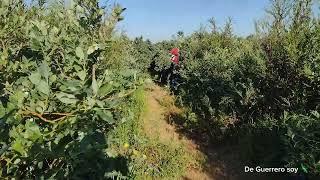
top-left (170, 48), bottom-right (180, 65)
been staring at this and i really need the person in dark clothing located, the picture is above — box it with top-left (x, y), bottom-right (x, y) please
top-left (147, 48), bottom-right (183, 90)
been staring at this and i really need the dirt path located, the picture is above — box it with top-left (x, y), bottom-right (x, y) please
top-left (141, 84), bottom-right (285, 180)
top-left (142, 85), bottom-right (239, 180)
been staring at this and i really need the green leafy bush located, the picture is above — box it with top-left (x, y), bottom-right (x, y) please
top-left (147, 0), bottom-right (320, 176)
top-left (281, 111), bottom-right (320, 174)
top-left (0, 1), bottom-right (141, 179)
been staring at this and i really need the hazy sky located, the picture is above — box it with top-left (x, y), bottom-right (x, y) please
top-left (109, 0), bottom-right (270, 41)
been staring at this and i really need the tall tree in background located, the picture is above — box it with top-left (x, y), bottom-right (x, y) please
top-left (266, 0), bottom-right (293, 34)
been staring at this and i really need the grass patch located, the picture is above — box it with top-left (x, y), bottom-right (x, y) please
top-left (109, 86), bottom-right (192, 179)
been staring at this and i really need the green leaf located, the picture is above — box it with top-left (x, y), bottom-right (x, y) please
top-left (106, 148), bottom-right (117, 158)
top-left (36, 107), bottom-right (43, 113)
top-left (13, 158), bottom-right (21, 164)
top-left (121, 69), bottom-right (136, 77)
top-left (24, 121), bottom-right (42, 141)
top-left (12, 139), bottom-right (26, 156)
top-left (92, 77), bottom-right (98, 95)
top-left (303, 65), bottom-right (313, 77)
top-left (39, 61), bottom-right (50, 81)
top-left (36, 101), bottom-right (46, 113)
top-left (76, 5), bottom-right (84, 13)
top-left (0, 102), bottom-right (5, 118)
top-left (38, 161), bottom-right (43, 169)
top-left (38, 21), bottom-right (48, 36)
top-left (54, 133), bottom-right (65, 144)
top-left (98, 84), bottom-right (113, 96)
top-left (87, 44), bottom-right (99, 55)
top-left (9, 91), bottom-right (26, 108)
top-left (50, 26), bottom-right (59, 35)
top-left (311, 111), bottom-right (320, 119)
top-left (30, 38), bottom-right (42, 50)
top-left (37, 80), bottom-right (50, 95)
top-left (301, 164), bottom-right (308, 173)
top-left (29, 72), bottom-right (41, 85)
top-left (77, 71), bottom-right (86, 81)
top-left (105, 99), bottom-right (120, 109)
top-left (86, 97), bottom-right (96, 108)
top-left (95, 109), bottom-right (114, 124)
top-left (60, 80), bottom-right (83, 93)
top-left (2, 0), bottom-right (10, 6)
top-left (283, 111), bottom-right (288, 120)
top-left (287, 128), bottom-right (295, 140)
top-left (76, 46), bottom-right (85, 60)
top-left (0, 143), bottom-right (8, 155)
top-left (56, 92), bottom-right (78, 104)
top-left (49, 74), bottom-right (57, 82)
top-left (73, 64), bottom-right (82, 71)
top-left (96, 100), bottom-right (105, 108)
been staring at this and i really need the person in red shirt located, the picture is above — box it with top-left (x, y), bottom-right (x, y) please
top-left (170, 48), bottom-right (180, 65)
top-left (169, 48), bottom-right (181, 92)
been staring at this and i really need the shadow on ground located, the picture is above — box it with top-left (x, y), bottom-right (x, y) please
top-left (166, 110), bottom-right (304, 180)
top-left (147, 69), bottom-right (306, 180)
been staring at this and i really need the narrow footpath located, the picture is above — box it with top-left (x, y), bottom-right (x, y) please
top-left (142, 85), bottom-right (245, 180)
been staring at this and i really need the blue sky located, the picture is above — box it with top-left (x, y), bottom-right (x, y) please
top-left (109, 0), bottom-right (270, 41)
